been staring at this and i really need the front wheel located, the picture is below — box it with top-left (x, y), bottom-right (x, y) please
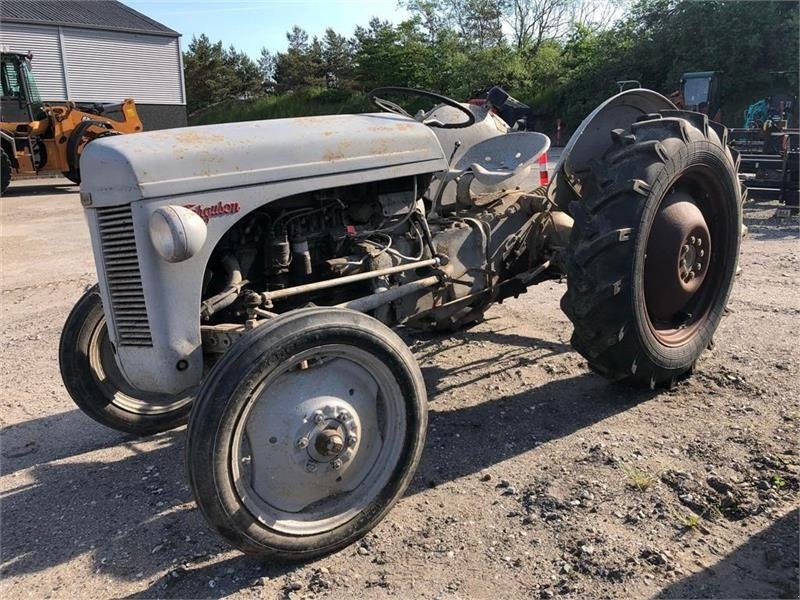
top-left (59, 285), bottom-right (194, 434)
top-left (187, 307), bottom-right (427, 560)
top-left (561, 110), bottom-right (742, 387)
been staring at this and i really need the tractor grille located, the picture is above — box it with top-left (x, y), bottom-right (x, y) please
top-left (95, 205), bottom-right (152, 347)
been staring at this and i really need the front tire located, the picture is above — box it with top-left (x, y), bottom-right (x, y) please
top-left (187, 307), bottom-right (427, 560)
top-left (561, 111), bottom-right (742, 387)
top-left (59, 286), bottom-right (194, 434)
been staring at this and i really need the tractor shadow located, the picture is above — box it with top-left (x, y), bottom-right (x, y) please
top-left (1, 409), bottom-right (132, 476)
top-left (412, 372), bottom-right (648, 492)
top-left (657, 508), bottom-right (799, 600)
top-left (0, 327), bottom-right (654, 598)
top-left (409, 325), bottom-right (573, 396)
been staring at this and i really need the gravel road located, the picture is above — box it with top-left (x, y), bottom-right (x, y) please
top-left (1, 177), bottom-right (798, 599)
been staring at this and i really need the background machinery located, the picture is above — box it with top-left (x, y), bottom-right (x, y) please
top-left (729, 74), bottom-right (799, 213)
top-left (0, 50), bottom-right (143, 193)
top-left (668, 69), bottom-right (798, 212)
top-left (668, 71), bottom-right (723, 122)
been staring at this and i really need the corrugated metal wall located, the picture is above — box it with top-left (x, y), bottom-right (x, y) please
top-left (0, 23), bottom-right (67, 99)
top-left (63, 28), bottom-right (183, 104)
top-left (0, 23), bottom-right (184, 105)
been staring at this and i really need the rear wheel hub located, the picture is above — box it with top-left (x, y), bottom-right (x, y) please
top-left (644, 191), bottom-right (711, 321)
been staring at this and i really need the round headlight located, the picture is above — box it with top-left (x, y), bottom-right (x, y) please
top-left (148, 205), bottom-right (207, 263)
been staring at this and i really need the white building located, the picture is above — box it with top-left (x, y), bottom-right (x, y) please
top-left (0, 0), bottom-right (186, 129)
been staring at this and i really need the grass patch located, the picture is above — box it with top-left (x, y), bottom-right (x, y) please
top-left (620, 464), bottom-right (657, 492)
top-left (668, 504), bottom-right (719, 533)
top-left (671, 506), bottom-right (702, 529)
top-left (771, 474), bottom-right (787, 489)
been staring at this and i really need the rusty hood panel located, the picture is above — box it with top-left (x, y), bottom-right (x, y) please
top-left (79, 113), bottom-right (448, 204)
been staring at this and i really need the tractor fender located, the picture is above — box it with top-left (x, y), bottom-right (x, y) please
top-left (550, 89), bottom-right (676, 209)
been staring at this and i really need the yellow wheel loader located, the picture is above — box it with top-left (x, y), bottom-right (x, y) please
top-left (0, 51), bottom-right (143, 193)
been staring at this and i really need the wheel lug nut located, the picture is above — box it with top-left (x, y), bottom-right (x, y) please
top-left (695, 238), bottom-right (702, 246)
top-left (306, 461), bottom-right (317, 473)
top-left (331, 459), bottom-right (343, 470)
top-left (338, 412), bottom-right (350, 422)
top-left (347, 436), bottom-right (357, 447)
top-left (681, 245), bottom-right (689, 255)
top-left (296, 437), bottom-right (309, 449)
top-left (313, 412), bottom-right (325, 425)
top-left (699, 249), bottom-right (705, 257)
top-left (695, 263), bottom-right (702, 271)
top-left (689, 236), bottom-right (696, 244)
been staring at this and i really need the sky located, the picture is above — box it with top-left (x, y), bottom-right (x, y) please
top-left (124, 0), bottom-right (410, 59)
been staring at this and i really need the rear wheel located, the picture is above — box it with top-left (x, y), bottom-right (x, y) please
top-left (187, 307), bottom-right (427, 560)
top-left (63, 130), bottom-right (119, 185)
top-left (1, 148), bottom-right (11, 194)
top-left (59, 285), bottom-right (194, 434)
top-left (62, 170), bottom-right (81, 185)
top-left (561, 111), bottom-right (742, 387)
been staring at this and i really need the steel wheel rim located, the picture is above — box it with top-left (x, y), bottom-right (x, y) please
top-left (88, 318), bottom-right (192, 415)
top-left (643, 165), bottom-right (728, 346)
top-left (230, 343), bottom-right (407, 536)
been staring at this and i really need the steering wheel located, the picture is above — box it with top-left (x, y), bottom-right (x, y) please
top-left (367, 86), bottom-right (476, 129)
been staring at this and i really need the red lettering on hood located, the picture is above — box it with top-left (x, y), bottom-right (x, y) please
top-left (184, 202), bottom-right (240, 222)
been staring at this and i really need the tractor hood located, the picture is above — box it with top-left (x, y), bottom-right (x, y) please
top-left (79, 113), bottom-right (448, 205)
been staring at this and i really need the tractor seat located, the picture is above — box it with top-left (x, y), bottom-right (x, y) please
top-left (458, 131), bottom-right (550, 188)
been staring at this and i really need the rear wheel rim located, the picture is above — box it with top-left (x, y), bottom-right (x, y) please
top-left (230, 343), bottom-right (407, 536)
top-left (643, 166), bottom-right (728, 347)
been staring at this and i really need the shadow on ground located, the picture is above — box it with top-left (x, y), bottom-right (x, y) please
top-left (0, 328), bottom-right (652, 598)
top-left (743, 200), bottom-right (799, 241)
top-left (3, 182), bottom-right (78, 197)
top-left (1, 409), bottom-right (133, 476)
top-left (658, 509), bottom-right (799, 600)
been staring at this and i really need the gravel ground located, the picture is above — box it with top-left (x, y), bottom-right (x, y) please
top-left (1, 177), bottom-right (798, 600)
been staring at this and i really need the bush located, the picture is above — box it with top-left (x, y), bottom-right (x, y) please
top-left (190, 88), bottom-right (372, 125)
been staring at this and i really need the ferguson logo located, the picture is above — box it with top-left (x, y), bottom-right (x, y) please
top-left (184, 201), bottom-right (240, 222)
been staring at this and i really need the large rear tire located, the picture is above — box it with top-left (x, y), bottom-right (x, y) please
top-left (59, 285), bottom-right (194, 434)
top-left (62, 170), bottom-right (81, 185)
top-left (561, 111), bottom-right (742, 387)
top-left (1, 148), bottom-right (11, 194)
top-left (187, 307), bottom-right (427, 560)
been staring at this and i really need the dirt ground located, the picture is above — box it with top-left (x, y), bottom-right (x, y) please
top-left (1, 177), bottom-right (798, 600)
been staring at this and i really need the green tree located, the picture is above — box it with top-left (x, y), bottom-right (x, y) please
top-left (183, 34), bottom-right (238, 113)
top-left (258, 47), bottom-right (276, 90)
top-left (354, 18), bottom-right (433, 89)
top-left (322, 29), bottom-right (355, 89)
top-left (274, 26), bottom-right (325, 91)
top-left (224, 45), bottom-right (262, 99)
top-left (185, 0), bottom-right (799, 130)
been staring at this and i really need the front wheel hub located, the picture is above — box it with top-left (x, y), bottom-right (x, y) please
top-left (644, 191), bottom-right (711, 321)
top-left (295, 405), bottom-right (361, 471)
